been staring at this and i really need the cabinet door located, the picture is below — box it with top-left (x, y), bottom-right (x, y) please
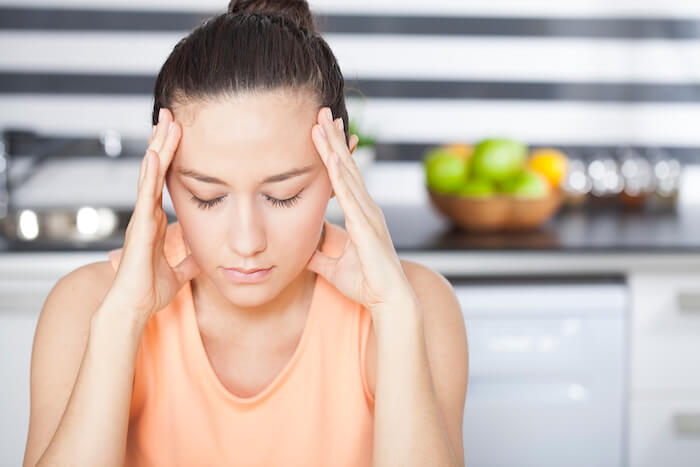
top-left (629, 273), bottom-right (700, 391)
top-left (629, 396), bottom-right (700, 467)
top-left (455, 282), bottom-right (626, 467)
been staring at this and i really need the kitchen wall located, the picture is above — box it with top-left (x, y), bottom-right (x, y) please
top-left (1, 0), bottom-right (700, 162)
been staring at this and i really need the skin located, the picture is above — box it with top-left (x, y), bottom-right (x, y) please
top-left (166, 93), bottom-right (348, 346)
top-left (161, 91), bottom-right (467, 464)
top-left (23, 88), bottom-right (467, 467)
top-left (162, 90), bottom-right (359, 389)
top-left (309, 106), bottom-right (467, 466)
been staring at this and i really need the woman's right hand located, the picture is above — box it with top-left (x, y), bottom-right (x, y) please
top-left (105, 108), bottom-right (200, 324)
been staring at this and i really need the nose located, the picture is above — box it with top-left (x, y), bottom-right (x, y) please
top-left (227, 199), bottom-right (266, 258)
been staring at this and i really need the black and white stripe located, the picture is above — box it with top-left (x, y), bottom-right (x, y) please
top-left (1, 0), bottom-right (700, 161)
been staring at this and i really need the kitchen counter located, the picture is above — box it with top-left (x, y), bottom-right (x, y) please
top-left (3, 201), bottom-right (700, 278)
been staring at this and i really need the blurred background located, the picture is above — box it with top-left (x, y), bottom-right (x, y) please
top-left (1, 0), bottom-right (700, 466)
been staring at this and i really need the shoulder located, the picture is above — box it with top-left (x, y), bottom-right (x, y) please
top-left (37, 257), bottom-right (115, 364)
top-left (400, 259), bottom-right (456, 306)
top-left (398, 259), bottom-right (467, 359)
top-left (49, 260), bottom-right (116, 308)
top-left (24, 260), bottom-right (116, 467)
top-left (35, 260), bottom-right (116, 344)
top-left (400, 259), bottom-right (469, 466)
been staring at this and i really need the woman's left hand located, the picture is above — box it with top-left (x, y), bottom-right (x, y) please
top-left (305, 107), bottom-right (416, 318)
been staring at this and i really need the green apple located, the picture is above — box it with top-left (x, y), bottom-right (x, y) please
top-left (470, 138), bottom-right (528, 183)
top-left (423, 148), bottom-right (469, 193)
top-left (501, 170), bottom-right (550, 198)
top-left (457, 178), bottom-right (495, 197)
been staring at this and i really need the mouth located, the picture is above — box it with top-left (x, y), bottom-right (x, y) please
top-left (226, 267), bottom-right (271, 274)
top-left (221, 266), bottom-right (274, 284)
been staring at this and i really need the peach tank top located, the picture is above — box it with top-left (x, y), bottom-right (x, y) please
top-left (107, 219), bottom-right (375, 466)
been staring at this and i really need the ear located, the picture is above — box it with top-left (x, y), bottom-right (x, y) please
top-left (348, 133), bottom-right (359, 154)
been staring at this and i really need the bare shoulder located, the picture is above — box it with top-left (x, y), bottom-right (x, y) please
top-left (400, 259), bottom-right (458, 308)
top-left (34, 259), bottom-right (116, 339)
top-left (398, 259), bottom-right (468, 367)
top-left (400, 259), bottom-right (469, 466)
top-left (23, 260), bottom-right (115, 467)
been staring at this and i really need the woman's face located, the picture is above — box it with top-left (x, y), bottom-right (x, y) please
top-left (165, 90), bottom-right (333, 306)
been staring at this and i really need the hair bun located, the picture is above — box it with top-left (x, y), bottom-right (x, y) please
top-left (227, 0), bottom-right (316, 33)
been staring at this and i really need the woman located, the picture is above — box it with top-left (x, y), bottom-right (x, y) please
top-left (23, 1), bottom-right (468, 466)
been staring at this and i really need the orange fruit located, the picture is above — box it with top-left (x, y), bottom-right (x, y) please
top-left (443, 143), bottom-right (474, 161)
top-left (528, 148), bottom-right (569, 188)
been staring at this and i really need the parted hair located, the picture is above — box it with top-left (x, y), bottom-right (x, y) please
top-left (152, 0), bottom-right (348, 143)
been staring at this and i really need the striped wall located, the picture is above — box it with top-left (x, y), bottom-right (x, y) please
top-left (1, 0), bottom-right (700, 161)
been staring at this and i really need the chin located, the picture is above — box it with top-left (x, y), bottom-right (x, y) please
top-left (216, 273), bottom-right (281, 304)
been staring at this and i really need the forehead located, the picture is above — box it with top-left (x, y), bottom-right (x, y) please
top-left (172, 90), bottom-right (319, 180)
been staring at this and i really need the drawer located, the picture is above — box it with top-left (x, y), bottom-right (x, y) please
top-left (629, 395), bottom-right (700, 467)
top-left (629, 273), bottom-right (700, 390)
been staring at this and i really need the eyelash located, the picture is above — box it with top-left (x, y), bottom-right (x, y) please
top-left (190, 191), bottom-right (304, 210)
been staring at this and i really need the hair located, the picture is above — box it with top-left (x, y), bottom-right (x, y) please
top-left (151, 0), bottom-right (348, 144)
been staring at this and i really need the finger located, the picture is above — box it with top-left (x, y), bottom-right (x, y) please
top-left (137, 150), bottom-right (149, 191)
top-left (318, 109), bottom-right (364, 183)
top-left (134, 149), bottom-right (159, 223)
top-left (312, 122), bottom-right (383, 225)
top-left (325, 149), bottom-right (371, 233)
top-left (148, 107), bottom-right (172, 154)
top-left (154, 121), bottom-right (181, 195)
top-left (312, 122), bottom-right (364, 193)
top-left (305, 248), bottom-right (337, 282)
top-left (173, 254), bottom-right (200, 286)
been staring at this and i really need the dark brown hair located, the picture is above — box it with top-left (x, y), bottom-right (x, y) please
top-left (151, 0), bottom-right (348, 144)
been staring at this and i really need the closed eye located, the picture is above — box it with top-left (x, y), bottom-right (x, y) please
top-left (189, 190), bottom-right (304, 210)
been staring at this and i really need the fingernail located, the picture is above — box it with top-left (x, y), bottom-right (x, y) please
top-left (168, 121), bottom-right (175, 134)
top-left (158, 108), bottom-right (164, 123)
top-left (335, 118), bottom-right (343, 131)
top-left (152, 125), bottom-right (156, 137)
top-left (318, 124), bottom-right (326, 138)
top-left (324, 108), bottom-right (333, 122)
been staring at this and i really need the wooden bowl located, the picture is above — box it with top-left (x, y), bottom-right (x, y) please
top-left (427, 187), bottom-right (564, 232)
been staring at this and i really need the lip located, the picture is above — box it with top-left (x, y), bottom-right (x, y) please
top-left (221, 266), bottom-right (273, 284)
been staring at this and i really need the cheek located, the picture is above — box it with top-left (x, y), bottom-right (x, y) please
top-left (264, 185), bottom-right (329, 255)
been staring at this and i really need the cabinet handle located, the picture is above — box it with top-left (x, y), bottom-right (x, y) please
top-left (674, 413), bottom-right (700, 436)
top-left (676, 292), bottom-right (700, 313)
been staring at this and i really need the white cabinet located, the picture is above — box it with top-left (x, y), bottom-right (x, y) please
top-left (629, 396), bottom-right (700, 467)
top-left (0, 279), bottom-right (54, 466)
top-left (0, 253), bottom-right (103, 467)
top-left (628, 272), bottom-right (700, 467)
top-left (455, 281), bottom-right (627, 467)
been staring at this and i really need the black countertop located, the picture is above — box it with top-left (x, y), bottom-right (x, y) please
top-left (2, 202), bottom-right (700, 254)
top-left (376, 202), bottom-right (700, 253)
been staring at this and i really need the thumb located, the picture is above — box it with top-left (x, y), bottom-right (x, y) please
top-left (305, 249), bottom-right (336, 282)
top-left (173, 254), bottom-right (201, 287)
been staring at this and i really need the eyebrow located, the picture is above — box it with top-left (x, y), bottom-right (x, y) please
top-left (177, 164), bottom-right (315, 185)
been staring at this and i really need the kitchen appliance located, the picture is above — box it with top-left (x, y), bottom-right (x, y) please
top-left (454, 278), bottom-right (627, 467)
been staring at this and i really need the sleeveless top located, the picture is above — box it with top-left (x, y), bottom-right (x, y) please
top-left (107, 219), bottom-right (376, 466)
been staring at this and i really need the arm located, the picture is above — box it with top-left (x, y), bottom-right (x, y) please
top-left (24, 108), bottom-right (194, 467)
top-left (306, 108), bottom-right (469, 466)
top-left (372, 262), bottom-right (469, 467)
top-left (23, 262), bottom-right (146, 467)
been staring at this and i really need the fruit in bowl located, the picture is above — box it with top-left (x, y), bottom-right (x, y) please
top-left (422, 146), bottom-right (471, 194)
top-left (470, 138), bottom-right (528, 183)
top-left (423, 139), bottom-right (567, 231)
top-left (528, 148), bottom-right (568, 189)
top-left (456, 178), bottom-right (495, 197)
top-left (500, 169), bottom-right (550, 198)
